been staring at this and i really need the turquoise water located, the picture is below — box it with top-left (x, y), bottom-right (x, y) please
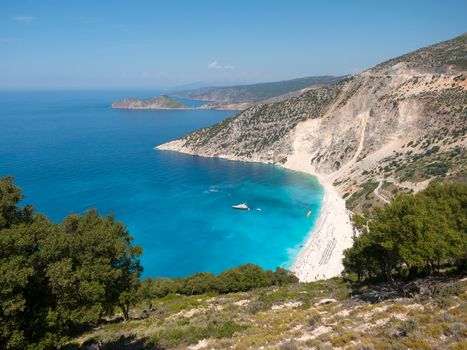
top-left (0, 91), bottom-right (323, 278)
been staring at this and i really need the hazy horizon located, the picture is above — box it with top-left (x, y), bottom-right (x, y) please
top-left (1, 0), bottom-right (466, 90)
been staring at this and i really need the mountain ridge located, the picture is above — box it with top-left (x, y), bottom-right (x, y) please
top-left (157, 33), bottom-right (466, 204)
top-left (111, 76), bottom-right (345, 111)
top-left (173, 75), bottom-right (345, 104)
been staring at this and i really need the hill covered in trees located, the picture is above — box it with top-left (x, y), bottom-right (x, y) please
top-left (173, 76), bottom-right (345, 105)
top-left (112, 95), bottom-right (190, 110)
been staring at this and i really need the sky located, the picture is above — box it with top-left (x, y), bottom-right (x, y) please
top-left (0, 0), bottom-right (466, 89)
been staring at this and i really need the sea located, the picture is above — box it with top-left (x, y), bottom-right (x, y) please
top-left (0, 90), bottom-right (323, 278)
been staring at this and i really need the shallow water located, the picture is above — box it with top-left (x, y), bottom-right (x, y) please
top-left (0, 90), bottom-right (323, 278)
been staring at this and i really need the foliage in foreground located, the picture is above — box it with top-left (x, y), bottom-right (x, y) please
top-left (73, 276), bottom-right (466, 350)
top-left (344, 183), bottom-right (466, 283)
top-left (0, 177), bottom-right (142, 349)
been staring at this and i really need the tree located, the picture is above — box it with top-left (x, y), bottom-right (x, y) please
top-left (152, 277), bottom-right (183, 298)
top-left (218, 264), bottom-right (274, 292)
top-left (0, 177), bottom-right (142, 348)
top-left (0, 176), bottom-right (33, 229)
top-left (182, 272), bottom-right (219, 295)
top-left (272, 267), bottom-right (299, 285)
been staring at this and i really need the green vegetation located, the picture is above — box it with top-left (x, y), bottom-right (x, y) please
top-left (374, 33), bottom-right (466, 72)
top-left (112, 95), bottom-right (189, 109)
top-left (398, 146), bottom-right (466, 183)
top-left (344, 183), bottom-right (466, 283)
top-left (0, 177), bottom-right (142, 349)
top-left (72, 275), bottom-right (466, 349)
top-left (175, 76), bottom-right (345, 104)
top-left (346, 180), bottom-right (379, 211)
top-left (2, 177), bottom-right (466, 349)
top-left (157, 95), bottom-right (190, 109)
top-left (137, 264), bottom-right (298, 308)
top-left (183, 81), bottom-right (344, 160)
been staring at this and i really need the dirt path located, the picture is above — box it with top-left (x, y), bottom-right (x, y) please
top-left (373, 180), bottom-right (389, 203)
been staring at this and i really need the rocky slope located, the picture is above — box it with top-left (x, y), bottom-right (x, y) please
top-left (157, 34), bottom-right (467, 212)
top-left (112, 95), bottom-right (189, 110)
top-left (72, 275), bottom-right (467, 350)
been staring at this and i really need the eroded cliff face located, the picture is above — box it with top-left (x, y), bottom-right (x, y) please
top-left (157, 34), bottom-right (467, 211)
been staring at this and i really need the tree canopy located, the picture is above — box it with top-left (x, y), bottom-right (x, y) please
top-left (136, 265), bottom-right (298, 310)
top-left (343, 183), bottom-right (466, 283)
top-left (0, 177), bottom-right (142, 349)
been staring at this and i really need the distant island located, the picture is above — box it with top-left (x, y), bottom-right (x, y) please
top-left (111, 95), bottom-right (190, 110)
top-left (111, 76), bottom-right (344, 111)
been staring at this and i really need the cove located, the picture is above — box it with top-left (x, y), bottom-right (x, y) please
top-left (0, 90), bottom-right (323, 278)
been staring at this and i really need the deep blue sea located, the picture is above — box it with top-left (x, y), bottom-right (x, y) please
top-left (0, 91), bottom-right (323, 278)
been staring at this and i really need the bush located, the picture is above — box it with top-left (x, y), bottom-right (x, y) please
top-left (279, 340), bottom-right (299, 350)
top-left (308, 313), bottom-right (322, 329)
top-left (138, 264), bottom-right (298, 300)
top-left (148, 320), bottom-right (247, 348)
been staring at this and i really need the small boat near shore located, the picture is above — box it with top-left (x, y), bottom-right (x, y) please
top-left (232, 203), bottom-right (250, 210)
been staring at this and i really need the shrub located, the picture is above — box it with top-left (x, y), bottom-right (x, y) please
top-left (138, 265), bottom-right (298, 301)
top-left (331, 331), bottom-right (358, 347)
top-left (279, 340), bottom-right (299, 350)
top-left (308, 313), bottom-right (322, 329)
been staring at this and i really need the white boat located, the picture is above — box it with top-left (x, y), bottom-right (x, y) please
top-left (232, 203), bottom-right (250, 210)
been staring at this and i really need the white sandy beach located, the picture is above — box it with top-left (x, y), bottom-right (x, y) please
top-left (157, 141), bottom-right (357, 282)
top-left (290, 179), bottom-right (355, 282)
top-left (284, 151), bottom-right (356, 282)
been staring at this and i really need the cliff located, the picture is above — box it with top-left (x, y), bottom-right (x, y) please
top-left (157, 34), bottom-right (467, 212)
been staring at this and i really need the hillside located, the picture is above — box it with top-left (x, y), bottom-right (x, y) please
top-left (157, 33), bottom-right (466, 282)
top-left (173, 76), bottom-right (345, 105)
top-left (112, 95), bottom-right (190, 110)
top-left (157, 33), bottom-right (467, 211)
top-left (72, 275), bottom-right (467, 349)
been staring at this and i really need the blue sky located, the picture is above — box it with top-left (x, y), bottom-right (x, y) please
top-left (1, 0), bottom-right (466, 89)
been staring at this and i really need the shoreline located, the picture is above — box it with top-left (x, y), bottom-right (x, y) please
top-left (111, 104), bottom-right (247, 111)
top-left (283, 154), bottom-right (356, 282)
top-left (288, 176), bottom-right (355, 282)
top-left (155, 145), bottom-right (356, 282)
